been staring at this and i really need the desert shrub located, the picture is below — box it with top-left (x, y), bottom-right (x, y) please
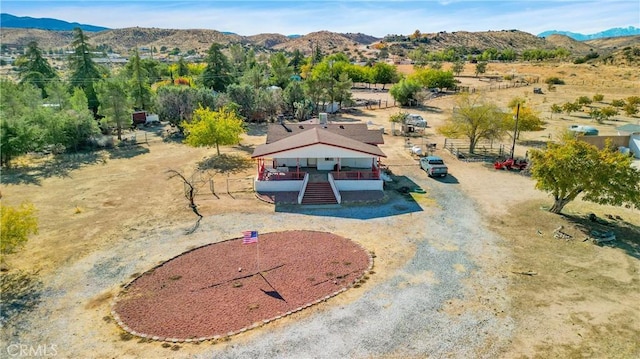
top-left (544, 77), bottom-right (565, 85)
top-left (611, 99), bottom-right (625, 108)
top-left (593, 93), bottom-right (604, 102)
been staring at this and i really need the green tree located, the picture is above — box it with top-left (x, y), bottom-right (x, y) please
top-left (96, 77), bottom-right (132, 140)
top-left (269, 52), bottom-right (294, 89)
top-left (0, 80), bottom-right (43, 166)
top-left (474, 62), bottom-right (487, 77)
top-left (201, 43), bottom-right (232, 91)
top-left (562, 102), bottom-right (582, 115)
top-left (62, 88), bottom-right (100, 151)
top-left (182, 106), bottom-right (245, 155)
top-left (389, 79), bottom-right (421, 106)
top-left (333, 72), bottom-right (353, 109)
top-left (226, 83), bottom-right (256, 119)
top-left (370, 62), bottom-right (400, 89)
top-left (1, 201), bottom-right (38, 255)
top-left (451, 60), bottom-right (464, 76)
top-left (627, 96), bottom-right (640, 106)
top-left (409, 68), bottom-right (455, 90)
top-left (126, 49), bottom-right (153, 111)
top-left (68, 28), bottom-right (103, 116)
top-left (155, 86), bottom-right (202, 131)
top-left (576, 96), bottom-right (592, 108)
top-left (389, 111), bottom-right (408, 135)
top-left (44, 79), bottom-right (69, 110)
top-left (623, 102), bottom-right (639, 116)
top-left (176, 56), bottom-right (190, 77)
top-left (610, 99), bottom-right (625, 108)
top-left (530, 136), bottom-right (640, 214)
top-left (15, 41), bottom-right (58, 97)
top-left (288, 49), bottom-right (305, 74)
top-left (282, 80), bottom-right (306, 115)
top-left (438, 93), bottom-right (508, 153)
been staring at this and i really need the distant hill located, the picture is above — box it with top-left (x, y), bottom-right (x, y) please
top-left (1, 17), bottom-right (637, 64)
top-left (538, 26), bottom-right (640, 41)
top-left (0, 13), bottom-right (109, 32)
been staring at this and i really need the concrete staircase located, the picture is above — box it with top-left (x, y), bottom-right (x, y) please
top-left (301, 182), bottom-right (338, 205)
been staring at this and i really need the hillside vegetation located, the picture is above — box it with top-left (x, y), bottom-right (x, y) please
top-left (2, 26), bottom-right (638, 61)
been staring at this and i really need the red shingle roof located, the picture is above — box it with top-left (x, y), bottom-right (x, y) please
top-left (266, 123), bottom-right (384, 145)
top-left (252, 127), bottom-right (386, 158)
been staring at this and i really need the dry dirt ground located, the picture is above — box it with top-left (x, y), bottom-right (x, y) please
top-left (1, 62), bottom-right (639, 358)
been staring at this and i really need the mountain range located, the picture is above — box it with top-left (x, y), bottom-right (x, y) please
top-left (538, 26), bottom-right (640, 41)
top-left (0, 13), bottom-right (109, 32)
top-left (1, 13), bottom-right (638, 41)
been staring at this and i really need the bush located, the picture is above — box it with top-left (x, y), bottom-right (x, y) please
top-left (544, 77), bottom-right (565, 85)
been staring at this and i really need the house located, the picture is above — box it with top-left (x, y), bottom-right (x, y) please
top-left (577, 123), bottom-right (640, 159)
top-left (251, 120), bottom-right (387, 205)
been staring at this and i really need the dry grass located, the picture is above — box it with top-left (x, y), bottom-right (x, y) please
top-left (1, 62), bottom-right (639, 358)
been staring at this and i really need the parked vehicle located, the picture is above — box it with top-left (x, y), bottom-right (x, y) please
top-left (420, 156), bottom-right (448, 177)
top-left (494, 157), bottom-right (528, 171)
top-left (406, 114), bottom-right (427, 128)
top-left (569, 125), bottom-right (599, 136)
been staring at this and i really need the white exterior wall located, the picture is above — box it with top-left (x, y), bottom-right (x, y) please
top-left (335, 180), bottom-right (383, 191)
top-left (630, 134), bottom-right (640, 159)
top-left (341, 158), bottom-right (373, 168)
top-left (275, 158), bottom-right (308, 167)
top-left (254, 179), bottom-right (303, 192)
top-left (317, 157), bottom-right (337, 170)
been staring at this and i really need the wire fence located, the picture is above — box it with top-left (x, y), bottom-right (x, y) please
top-left (443, 138), bottom-right (507, 162)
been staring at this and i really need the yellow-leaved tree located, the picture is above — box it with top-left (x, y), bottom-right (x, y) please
top-left (1, 201), bottom-right (38, 256)
top-left (182, 106), bottom-right (245, 156)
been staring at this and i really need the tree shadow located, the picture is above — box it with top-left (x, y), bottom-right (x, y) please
top-left (0, 270), bottom-right (43, 328)
top-left (244, 122), bottom-right (268, 136)
top-left (234, 144), bottom-right (255, 155)
top-left (1, 151), bottom-right (105, 185)
top-left (108, 145), bottom-right (150, 160)
top-left (197, 154), bottom-right (253, 174)
top-left (518, 140), bottom-right (550, 148)
top-left (561, 213), bottom-right (640, 260)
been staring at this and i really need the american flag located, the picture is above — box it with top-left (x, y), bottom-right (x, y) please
top-left (242, 230), bottom-right (258, 244)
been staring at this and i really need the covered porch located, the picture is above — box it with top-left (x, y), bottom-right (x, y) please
top-left (251, 126), bottom-right (387, 204)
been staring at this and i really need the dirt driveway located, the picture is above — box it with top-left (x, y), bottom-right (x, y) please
top-left (1, 63), bottom-right (639, 358)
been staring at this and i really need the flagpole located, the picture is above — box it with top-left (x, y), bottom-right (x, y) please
top-left (256, 240), bottom-right (260, 273)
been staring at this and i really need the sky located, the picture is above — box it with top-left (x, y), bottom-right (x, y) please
top-left (1, 0), bottom-right (639, 37)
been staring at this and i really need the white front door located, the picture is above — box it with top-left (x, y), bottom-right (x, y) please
top-left (308, 158), bottom-right (317, 168)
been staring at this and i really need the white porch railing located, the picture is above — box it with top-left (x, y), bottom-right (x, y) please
top-left (327, 173), bottom-right (342, 204)
top-left (297, 173), bottom-right (310, 204)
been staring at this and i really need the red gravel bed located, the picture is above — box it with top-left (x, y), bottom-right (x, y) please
top-left (112, 230), bottom-right (372, 341)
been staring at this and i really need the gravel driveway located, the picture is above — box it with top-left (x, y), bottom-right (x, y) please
top-left (4, 163), bottom-right (514, 359)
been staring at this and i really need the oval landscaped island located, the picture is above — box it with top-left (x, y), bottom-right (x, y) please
top-left (111, 230), bottom-right (373, 342)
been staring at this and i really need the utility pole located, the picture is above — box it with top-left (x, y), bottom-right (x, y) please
top-left (329, 60), bottom-right (334, 117)
top-left (510, 103), bottom-right (520, 159)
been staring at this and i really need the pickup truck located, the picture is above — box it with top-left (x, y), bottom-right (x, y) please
top-left (420, 156), bottom-right (448, 177)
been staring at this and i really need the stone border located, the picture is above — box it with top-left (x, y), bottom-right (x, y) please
top-left (110, 231), bottom-right (374, 344)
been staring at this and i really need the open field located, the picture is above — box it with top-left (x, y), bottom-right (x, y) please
top-left (1, 62), bottom-right (639, 358)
